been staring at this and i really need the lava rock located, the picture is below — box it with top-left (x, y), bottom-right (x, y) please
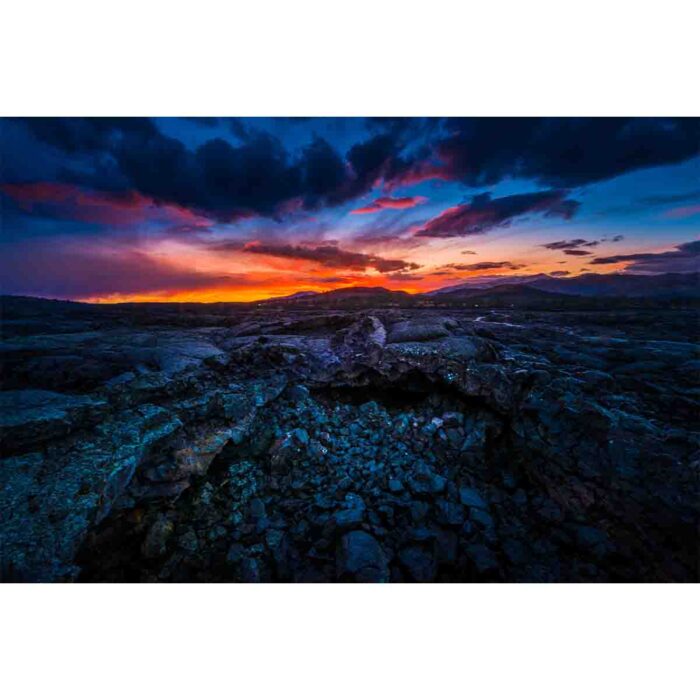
top-left (141, 514), bottom-right (175, 559)
top-left (399, 545), bottom-right (437, 582)
top-left (407, 465), bottom-right (447, 495)
top-left (336, 531), bottom-right (389, 583)
top-left (466, 543), bottom-right (499, 575)
top-left (459, 487), bottom-right (488, 510)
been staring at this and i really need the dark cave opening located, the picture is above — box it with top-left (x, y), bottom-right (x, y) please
top-left (310, 368), bottom-right (503, 414)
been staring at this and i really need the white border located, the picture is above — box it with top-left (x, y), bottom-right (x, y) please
top-left (2, 0), bottom-right (698, 116)
top-left (1, 584), bottom-right (698, 699)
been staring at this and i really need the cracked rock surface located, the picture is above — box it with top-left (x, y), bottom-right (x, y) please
top-left (1, 298), bottom-right (698, 582)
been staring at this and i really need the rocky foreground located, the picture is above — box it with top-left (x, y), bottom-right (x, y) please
top-left (0, 298), bottom-right (698, 582)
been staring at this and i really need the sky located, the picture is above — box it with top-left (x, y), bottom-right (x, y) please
top-left (0, 117), bottom-right (698, 302)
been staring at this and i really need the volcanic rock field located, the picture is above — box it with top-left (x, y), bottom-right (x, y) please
top-left (1, 298), bottom-right (698, 582)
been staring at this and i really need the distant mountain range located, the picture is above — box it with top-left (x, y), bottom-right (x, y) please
top-left (259, 272), bottom-right (699, 308)
top-left (428, 273), bottom-right (553, 295)
top-left (434, 283), bottom-right (566, 304)
top-left (529, 272), bottom-right (700, 298)
top-left (429, 272), bottom-right (700, 298)
top-left (2, 273), bottom-right (698, 313)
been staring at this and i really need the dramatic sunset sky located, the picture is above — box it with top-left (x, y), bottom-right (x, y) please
top-left (1, 117), bottom-right (698, 302)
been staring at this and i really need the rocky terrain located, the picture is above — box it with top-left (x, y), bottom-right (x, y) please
top-left (1, 296), bottom-right (698, 582)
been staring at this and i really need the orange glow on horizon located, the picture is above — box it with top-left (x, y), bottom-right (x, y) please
top-left (79, 265), bottom-right (601, 304)
top-left (72, 230), bottom-right (628, 304)
top-left (81, 280), bottom-right (430, 304)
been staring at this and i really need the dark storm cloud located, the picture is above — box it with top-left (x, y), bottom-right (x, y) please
top-left (397, 118), bottom-right (700, 188)
top-left (13, 117), bottom-right (155, 155)
top-left (9, 118), bottom-right (413, 223)
top-left (541, 238), bottom-right (599, 250)
top-left (415, 190), bottom-right (579, 238)
top-left (344, 133), bottom-right (404, 197)
top-left (8, 117), bottom-right (699, 239)
top-left (299, 136), bottom-right (349, 208)
top-left (182, 117), bottom-right (220, 128)
top-left (364, 117), bottom-right (424, 135)
top-left (226, 118), bottom-right (252, 141)
top-left (590, 240), bottom-right (700, 273)
top-left (216, 241), bottom-right (420, 273)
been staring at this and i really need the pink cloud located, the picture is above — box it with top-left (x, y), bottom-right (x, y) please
top-left (415, 191), bottom-right (578, 238)
top-left (387, 162), bottom-right (451, 188)
top-left (1, 182), bottom-right (211, 228)
top-left (351, 195), bottom-right (427, 215)
top-left (664, 204), bottom-right (700, 219)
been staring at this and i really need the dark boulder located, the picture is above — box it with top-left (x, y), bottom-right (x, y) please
top-left (336, 531), bottom-right (389, 583)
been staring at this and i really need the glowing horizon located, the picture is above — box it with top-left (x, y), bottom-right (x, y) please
top-left (1, 118), bottom-right (698, 302)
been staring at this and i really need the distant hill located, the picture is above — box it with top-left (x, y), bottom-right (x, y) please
top-left (418, 283), bottom-right (583, 309)
top-left (435, 283), bottom-right (567, 302)
top-left (428, 274), bottom-right (551, 295)
top-left (323, 286), bottom-right (409, 299)
top-left (429, 272), bottom-right (699, 299)
top-left (526, 272), bottom-right (700, 298)
top-left (262, 290), bottom-right (319, 303)
top-left (0, 295), bottom-right (92, 317)
top-left (263, 286), bottom-right (412, 307)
